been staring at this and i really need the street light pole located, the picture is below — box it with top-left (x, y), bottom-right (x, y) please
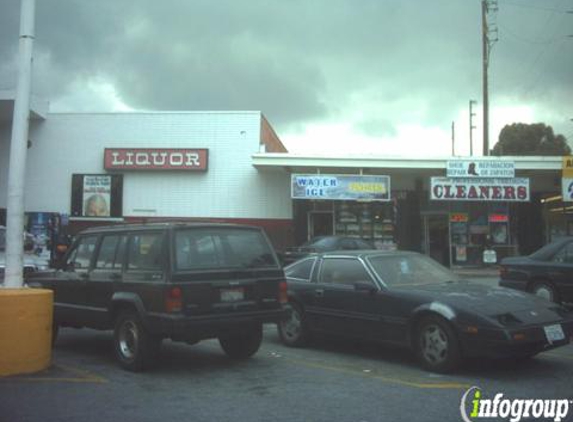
top-left (4, 0), bottom-right (36, 289)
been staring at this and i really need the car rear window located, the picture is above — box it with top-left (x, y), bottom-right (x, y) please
top-left (175, 228), bottom-right (277, 270)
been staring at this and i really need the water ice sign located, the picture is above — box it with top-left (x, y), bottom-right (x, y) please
top-left (291, 174), bottom-right (391, 201)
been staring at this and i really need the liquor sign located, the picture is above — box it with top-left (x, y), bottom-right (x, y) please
top-left (291, 174), bottom-right (391, 201)
top-left (430, 177), bottom-right (530, 202)
top-left (104, 148), bottom-right (208, 171)
top-left (447, 160), bottom-right (515, 178)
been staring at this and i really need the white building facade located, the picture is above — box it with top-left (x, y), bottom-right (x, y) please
top-left (0, 100), bottom-right (294, 251)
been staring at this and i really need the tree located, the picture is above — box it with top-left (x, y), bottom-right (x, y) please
top-left (491, 123), bottom-right (570, 156)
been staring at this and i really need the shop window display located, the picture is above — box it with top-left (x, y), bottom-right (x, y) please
top-left (335, 202), bottom-right (396, 249)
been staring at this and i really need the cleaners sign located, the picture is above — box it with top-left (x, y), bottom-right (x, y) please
top-left (431, 177), bottom-right (530, 202)
top-left (291, 174), bottom-right (390, 201)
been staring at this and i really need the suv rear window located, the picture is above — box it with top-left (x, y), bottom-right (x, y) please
top-left (175, 228), bottom-right (277, 270)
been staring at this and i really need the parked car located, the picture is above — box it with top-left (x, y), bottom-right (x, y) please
top-left (0, 226), bottom-right (50, 282)
top-left (499, 238), bottom-right (573, 304)
top-left (277, 250), bottom-right (573, 373)
top-left (282, 236), bottom-right (374, 266)
top-left (27, 222), bottom-right (288, 371)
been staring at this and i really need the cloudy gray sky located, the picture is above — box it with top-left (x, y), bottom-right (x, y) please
top-left (1, 0), bottom-right (572, 156)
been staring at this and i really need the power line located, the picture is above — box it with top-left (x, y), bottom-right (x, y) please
top-left (498, 23), bottom-right (565, 44)
top-left (499, 0), bottom-right (573, 13)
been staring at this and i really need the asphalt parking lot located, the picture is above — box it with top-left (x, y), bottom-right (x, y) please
top-left (1, 325), bottom-right (573, 422)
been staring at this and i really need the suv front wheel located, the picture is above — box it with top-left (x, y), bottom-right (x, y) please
top-left (113, 310), bottom-right (162, 371)
top-left (219, 323), bottom-right (263, 359)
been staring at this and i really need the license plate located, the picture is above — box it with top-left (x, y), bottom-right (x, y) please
top-left (220, 287), bottom-right (244, 302)
top-left (544, 324), bottom-right (565, 344)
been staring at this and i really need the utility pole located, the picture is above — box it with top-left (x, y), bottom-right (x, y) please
top-left (469, 100), bottom-right (477, 156)
top-left (451, 121), bottom-right (456, 156)
top-left (482, 0), bottom-right (498, 156)
top-left (4, 0), bottom-right (35, 288)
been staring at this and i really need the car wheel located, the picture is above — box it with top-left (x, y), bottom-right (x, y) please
top-left (219, 323), bottom-right (263, 359)
top-left (415, 315), bottom-right (462, 374)
top-left (531, 282), bottom-right (559, 303)
top-left (278, 302), bottom-right (309, 347)
top-left (113, 310), bottom-right (161, 372)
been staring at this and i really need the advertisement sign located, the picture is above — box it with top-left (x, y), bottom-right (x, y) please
top-left (71, 174), bottom-right (123, 218)
top-left (455, 246), bottom-right (467, 262)
top-left (431, 177), bottom-right (530, 202)
top-left (291, 174), bottom-right (390, 201)
top-left (447, 160), bottom-right (515, 178)
top-left (104, 148), bottom-right (208, 171)
top-left (83, 175), bottom-right (111, 217)
top-left (450, 213), bottom-right (469, 223)
top-left (562, 156), bottom-right (573, 178)
top-left (561, 178), bottom-right (573, 202)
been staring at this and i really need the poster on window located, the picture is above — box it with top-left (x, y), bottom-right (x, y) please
top-left (71, 174), bottom-right (123, 219)
top-left (82, 175), bottom-right (111, 217)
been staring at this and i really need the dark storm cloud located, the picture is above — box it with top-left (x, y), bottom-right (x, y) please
top-left (0, 0), bottom-right (571, 138)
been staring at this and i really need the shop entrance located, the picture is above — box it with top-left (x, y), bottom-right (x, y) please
top-left (308, 212), bottom-right (334, 239)
top-left (423, 214), bottom-right (450, 267)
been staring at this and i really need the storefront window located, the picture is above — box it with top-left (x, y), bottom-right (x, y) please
top-left (334, 201), bottom-right (396, 249)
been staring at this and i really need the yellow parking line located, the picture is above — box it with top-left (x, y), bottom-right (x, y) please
top-left (283, 356), bottom-right (471, 390)
top-left (0, 364), bottom-right (107, 384)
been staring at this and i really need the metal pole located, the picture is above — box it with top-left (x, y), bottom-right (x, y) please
top-left (451, 121), bottom-right (455, 156)
top-left (482, 0), bottom-right (490, 156)
top-left (469, 100), bottom-right (477, 156)
top-left (4, 0), bottom-right (35, 288)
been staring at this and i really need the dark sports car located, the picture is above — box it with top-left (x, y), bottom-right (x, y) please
top-left (281, 236), bottom-right (374, 266)
top-left (278, 250), bottom-right (573, 373)
top-left (499, 237), bottom-right (573, 304)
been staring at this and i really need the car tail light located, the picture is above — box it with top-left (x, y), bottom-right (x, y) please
top-left (165, 286), bottom-right (183, 313)
top-left (278, 281), bottom-right (288, 304)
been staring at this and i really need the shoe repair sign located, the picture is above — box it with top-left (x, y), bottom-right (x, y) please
top-left (447, 160), bottom-right (515, 178)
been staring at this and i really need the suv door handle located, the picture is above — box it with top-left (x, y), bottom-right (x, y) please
top-left (314, 289), bottom-right (324, 298)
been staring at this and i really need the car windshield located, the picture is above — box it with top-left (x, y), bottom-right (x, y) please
top-left (528, 238), bottom-right (573, 261)
top-left (174, 228), bottom-right (278, 270)
top-left (367, 253), bottom-right (461, 287)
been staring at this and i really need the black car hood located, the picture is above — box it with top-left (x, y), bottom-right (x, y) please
top-left (392, 281), bottom-right (557, 317)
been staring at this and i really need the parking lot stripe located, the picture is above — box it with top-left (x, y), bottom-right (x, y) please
top-left (544, 351), bottom-right (573, 360)
top-left (0, 364), bottom-right (107, 384)
top-left (283, 356), bottom-right (471, 390)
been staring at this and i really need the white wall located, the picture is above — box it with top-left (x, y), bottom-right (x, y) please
top-left (0, 112), bottom-right (292, 220)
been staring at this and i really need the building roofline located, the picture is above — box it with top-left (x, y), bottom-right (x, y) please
top-left (252, 153), bottom-right (563, 171)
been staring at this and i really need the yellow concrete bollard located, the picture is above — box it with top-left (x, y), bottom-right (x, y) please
top-left (0, 288), bottom-right (53, 376)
